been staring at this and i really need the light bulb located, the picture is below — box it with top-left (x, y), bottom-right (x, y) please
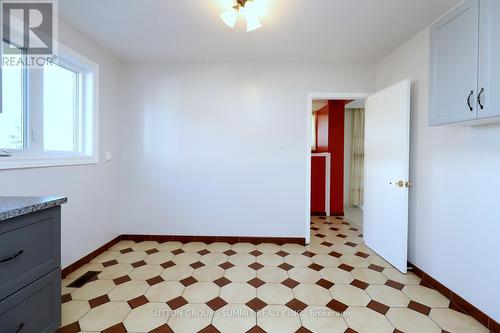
top-left (220, 7), bottom-right (239, 28)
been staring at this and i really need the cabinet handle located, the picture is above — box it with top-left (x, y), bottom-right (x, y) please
top-left (15, 323), bottom-right (25, 333)
top-left (478, 88), bottom-right (485, 110)
top-left (0, 250), bottom-right (24, 263)
top-left (467, 90), bottom-right (474, 111)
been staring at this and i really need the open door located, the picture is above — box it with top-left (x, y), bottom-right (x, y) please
top-left (364, 79), bottom-right (411, 273)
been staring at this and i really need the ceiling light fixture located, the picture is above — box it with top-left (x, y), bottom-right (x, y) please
top-left (221, 0), bottom-right (262, 32)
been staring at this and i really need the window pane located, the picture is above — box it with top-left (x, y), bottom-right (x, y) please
top-left (0, 42), bottom-right (25, 150)
top-left (43, 63), bottom-right (78, 151)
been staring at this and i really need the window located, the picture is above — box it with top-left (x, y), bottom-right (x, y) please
top-left (0, 41), bottom-right (99, 169)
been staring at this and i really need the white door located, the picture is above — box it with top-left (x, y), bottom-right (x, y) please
top-left (364, 79), bottom-right (411, 273)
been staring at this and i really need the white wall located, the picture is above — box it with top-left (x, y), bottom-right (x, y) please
top-left (376, 28), bottom-right (500, 320)
top-left (119, 62), bottom-right (375, 239)
top-left (0, 21), bottom-right (124, 267)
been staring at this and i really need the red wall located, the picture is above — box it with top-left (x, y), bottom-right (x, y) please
top-left (310, 156), bottom-right (326, 214)
top-left (327, 100), bottom-right (345, 216)
top-left (315, 105), bottom-right (329, 153)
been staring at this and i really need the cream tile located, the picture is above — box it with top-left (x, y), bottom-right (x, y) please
top-left (192, 265), bottom-right (225, 282)
top-left (256, 266), bottom-right (288, 283)
top-left (330, 244), bottom-right (357, 255)
top-left (161, 265), bottom-right (194, 281)
top-left (256, 253), bottom-right (284, 266)
top-left (66, 262), bottom-right (104, 279)
top-left (228, 253), bottom-right (255, 266)
top-left (108, 280), bottom-right (150, 302)
top-left (281, 244), bottom-right (306, 254)
top-left (402, 285), bottom-right (450, 307)
top-left (351, 268), bottom-right (388, 284)
top-left (220, 283), bottom-right (256, 304)
top-left (231, 243), bottom-right (256, 253)
top-left (212, 304), bottom-right (256, 333)
top-left (294, 284), bottom-right (332, 306)
top-left (90, 251), bottom-right (121, 263)
top-left (172, 252), bottom-right (202, 265)
top-left (300, 306), bottom-right (348, 333)
top-left (144, 251), bottom-right (174, 265)
top-left (329, 285), bottom-right (370, 306)
top-left (306, 244), bottom-right (331, 255)
top-left (344, 307), bottom-right (394, 333)
top-left (225, 266), bottom-right (256, 282)
top-left (156, 241), bottom-right (183, 252)
top-left (146, 281), bottom-right (185, 302)
top-left (109, 240), bottom-right (136, 251)
top-left (131, 241), bottom-right (160, 251)
top-left (167, 303), bottom-right (213, 333)
top-left (339, 255), bottom-right (370, 268)
top-left (288, 267), bottom-right (321, 283)
top-left (383, 268), bottom-right (421, 284)
top-left (257, 283), bottom-right (294, 305)
top-left (367, 255), bottom-right (393, 268)
top-left (365, 285), bottom-right (410, 307)
top-left (61, 279), bottom-right (76, 295)
top-left (256, 243), bottom-right (280, 253)
top-left (98, 263), bottom-right (134, 280)
top-left (71, 280), bottom-right (115, 301)
top-left (284, 254), bottom-right (313, 267)
top-left (183, 282), bottom-right (220, 303)
top-left (79, 302), bottom-right (131, 331)
top-left (182, 242), bottom-right (208, 252)
top-left (429, 308), bottom-right (489, 333)
top-left (116, 251), bottom-right (148, 264)
top-left (257, 305), bottom-right (301, 333)
top-left (200, 252), bottom-right (228, 266)
top-left (124, 302), bottom-right (170, 332)
top-left (387, 308), bottom-right (441, 333)
top-left (129, 264), bottom-right (164, 280)
top-left (320, 267), bottom-right (354, 284)
top-left (312, 254), bottom-right (341, 268)
top-left (206, 242), bottom-right (231, 252)
top-left (61, 300), bottom-right (90, 326)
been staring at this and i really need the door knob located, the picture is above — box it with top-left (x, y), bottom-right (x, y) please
top-left (391, 180), bottom-right (405, 187)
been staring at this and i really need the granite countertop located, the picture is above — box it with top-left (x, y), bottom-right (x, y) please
top-left (0, 196), bottom-right (67, 222)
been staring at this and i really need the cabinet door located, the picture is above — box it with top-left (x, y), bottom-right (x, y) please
top-left (430, 0), bottom-right (479, 125)
top-left (478, 0), bottom-right (500, 118)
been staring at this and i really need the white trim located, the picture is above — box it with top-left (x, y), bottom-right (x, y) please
top-left (305, 92), bottom-right (372, 244)
top-left (311, 152), bottom-right (331, 216)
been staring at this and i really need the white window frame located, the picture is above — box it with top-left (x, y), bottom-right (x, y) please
top-left (0, 42), bottom-right (99, 170)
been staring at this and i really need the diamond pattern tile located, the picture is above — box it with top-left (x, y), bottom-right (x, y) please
top-left (58, 217), bottom-right (489, 333)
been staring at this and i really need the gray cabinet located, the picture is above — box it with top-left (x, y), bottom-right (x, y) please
top-left (430, 0), bottom-right (500, 125)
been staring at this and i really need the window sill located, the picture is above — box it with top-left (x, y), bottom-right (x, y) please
top-left (0, 154), bottom-right (99, 170)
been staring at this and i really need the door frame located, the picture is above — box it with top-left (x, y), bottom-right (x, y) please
top-left (305, 92), bottom-right (372, 244)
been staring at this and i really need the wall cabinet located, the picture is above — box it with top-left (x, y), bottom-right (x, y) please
top-left (430, 0), bottom-right (500, 125)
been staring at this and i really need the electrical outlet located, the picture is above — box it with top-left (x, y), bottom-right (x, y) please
top-left (105, 152), bottom-right (112, 161)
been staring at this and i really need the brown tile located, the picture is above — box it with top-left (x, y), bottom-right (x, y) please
top-left (167, 296), bottom-right (188, 310)
top-left (224, 249), bottom-right (237, 256)
top-left (128, 295), bottom-right (149, 309)
top-left (250, 250), bottom-right (263, 257)
top-left (408, 300), bottom-right (431, 316)
top-left (338, 264), bottom-right (354, 272)
top-left (190, 261), bottom-right (206, 269)
top-left (328, 251), bottom-right (343, 258)
top-left (282, 278), bottom-right (300, 289)
top-left (368, 264), bottom-right (385, 272)
top-left (350, 279), bottom-right (369, 290)
top-left (296, 327), bottom-right (313, 333)
top-left (198, 325), bottom-right (221, 333)
top-left (56, 322), bottom-right (80, 333)
top-left (207, 297), bottom-right (228, 311)
top-left (278, 263), bottom-right (293, 271)
top-left (219, 262), bottom-right (235, 270)
top-left (337, 234), bottom-right (347, 239)
top-left (321, 241), bottom-right (333, 247)
top-left (172, 249), bottom-right (185, 255)
top-left (286, 298), bottom-right (308, 312)
top-left (316, 278), bottom-right (334, 289)
top-left (246, 298), bottom-right (268, 311)
top-left (344, 329), bottom-right (359, 333)
top-left (149, 324), bottom-right (174, 333)
top-left (345, 242), bottom-right (357, 247)
top-left (146, 248), bottom-right (159, 255)
top-left (315, 233), bottom-right (326, 238)
top-left (276, 250), bottom-right (289, 257)
top-left (354, 251), bottom-right (369, 258)
top-left (161, 261), bottom-right (176, 269)
top-left (212, 278), bottom-right (230, 288)
top-left (61, 293), bottom-right (72, 304)
top-left (330, 227), bottom-right (340, 231)
top-left (302, 251), bottom-right (315, 257)
top-left (131, 260), bottom-right (147, 268)
top-left (120, 248), bottom-right (133, 254)
top-left (308, 263), bottom-right (324, 271)
top-left (349, 227), bottom-right (358, 231)
top-left (326, 299), bottom-right (348, 313)
top-left (102, 323), bottom-right (127, 333)
top-left (198, 249), bottom-right (210, 256)
top-left (385, 279), bottom-right (404, 290)
top-left (102, 259), bottom-right (119, 267)
top-left (89, 294), bottom-right (110, 308)
top-left (113, 275), bottom-right (131, 285)
top-left (367, 300), bottom-right (389, 315)
top-left (246, 326), bottom-right (266, 333)
top-left (248, 278), bottom-right (266, 288)
top-left (249, 262), bottom-right (265, 271)
top-left (180, 276), bottom-right (198, 287)
top-left (147, 275), bottom-right (165, 286)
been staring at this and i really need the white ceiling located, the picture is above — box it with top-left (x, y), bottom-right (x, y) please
top-left (59, 0), bottom-right (460, 63)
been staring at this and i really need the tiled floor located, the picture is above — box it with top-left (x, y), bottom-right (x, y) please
top-left (58, 216), bottom-right (490, 333)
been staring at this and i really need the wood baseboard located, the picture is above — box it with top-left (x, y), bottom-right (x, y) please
top-left (62, 234), bottom-right (306, 278)
top-left (408, 262), bottom-right (499, 333)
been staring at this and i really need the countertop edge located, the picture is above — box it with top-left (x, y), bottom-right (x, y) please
top-left (0, 197), bottom-right (68, 222)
